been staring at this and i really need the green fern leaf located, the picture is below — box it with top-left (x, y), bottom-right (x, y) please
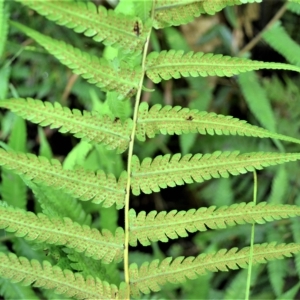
top-left (0, 251), bottom-right (127, 299)
top-left (201, 0), bottom-right (244, 15)
top-left (64, 248), bottom-right (107, 282)
top-left (153, 0), bottom-right (205, 28)
top-left (0, 98), bottom-right (132, 153)
top-left (10, 21), bottom-right (141, 99)
top-left (238, 71), bottom-right (276, 132)
top-left (129, 202), bottom-right (300, 246)
top-left (0, 148), bottom-right (127, 209)
top-left (0, 205), bottom-right (124, 263)
top-left (2, 117), bottom-right (27, 209)
top-left (129, 243), bottom-right (300, 297)
top-left (0, 278), bottom-right (39, 300)
top-left (153, 0), bottom-right (242, 28)
top-left (145, 50), bottom-right (300, 83)
top-left (136, 102), bottom-right (300, 144)
top-left (29, 181), bottom-right (91, 225)
top-left (15, 0), bottom-right (149, 54)
top-left (262, 21), bottom-right (300, 67)
top-left (288, 1), bottom-right (300, 14)
top-left (130, 151), bottom-right (300, 195)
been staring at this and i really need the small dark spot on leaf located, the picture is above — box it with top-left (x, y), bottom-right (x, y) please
top-left (186, 116), bottom-right (193, 121)
top-left (114, 117), bottom-right (120, 123)
top-left (133, 21), bottom-right (140, 37)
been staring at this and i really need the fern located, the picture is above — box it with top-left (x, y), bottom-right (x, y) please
top-left (0, 98), bottom-right (132, 153)
top-left (131, 151), bottom-right (300, 195)
top-left (153, 0), bottom-right (243, 28)
top-left (15, 0), bottom-right (149, 53)
top-left (0, 251), bottom-right (128, 299)
top-left (136, 102), bottom-right (300, 144)
top-left (0, 205), bottom-right (124, 263)
top-left (0, 148), bottom-right (127, 208)
top-left (145, 50), bottom-right (300, 83)
top-left (10, 21), bottom-right (141, 99)
top-left (262, 21), bottom-right (300, 67)
top-left (1, 0), bottom-right (300, 299)
top-left (129, 202), bottom-right (300, 246)
top-left (129, 243), bottom-right (300, 297)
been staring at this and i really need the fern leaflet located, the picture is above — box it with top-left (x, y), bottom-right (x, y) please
top-left (153, 0), bottom-right (242, 28)
top-left (0, 148), bottom-right (127, 208)
top-left (145, 50), bottom-right (300, 83)
top-left (262, 21), bottom-right (300, 67)
top-left (0, 98), bottom-right (132, 153)
top-left (136, 102), bottom-right (300, 144)
top-left (0, 205), bottom-right (124, 263)
top-left (129, 243), bottom-right (300, 297)
top-left (129, 202), bottom-right (300, 246)
top-left (15, 0), bottom-right (148, 53)
top-left (10, 21), bottom-right (141, 99)
top-left (288, 1), bottom-right (300, 14)
top-left (0, 251), bottom-right (128, 299)
top-left (28, 181), bottom-right (92, 225)
top-left (131, 151), bottom-right (300, 195)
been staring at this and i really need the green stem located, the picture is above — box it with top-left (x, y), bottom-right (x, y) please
top-left (123, 6), bottom-right (154, 299)
top-left (245, 170), bottom-right (257, 300)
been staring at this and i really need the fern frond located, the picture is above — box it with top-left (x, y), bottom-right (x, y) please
top-left (130, 151), bottom-right (300, 195)
top-left (0, 148), bottom-right (127, 209)
top-left (262, 22), bottom-right (300, 67)
top-left (145, 50), bottom-right (300, 83)
top-left (201, 0), bottom-right (243, 15)
top-left (0, 98), bottom-right (132, 153)
top-left (0, 251), bottom-right (128, 299)
top-left (2, 116), bottom-right (27, 209)
top-left (153, 0), bottom-right (205, 28)
top-left (129, 202), bottom-right (300, 246)
top-left (288, 1), bottom-right (300, 14)
top-left (64, 248), bottom-right (107, 281)
top-left (15, 0), bottom-right (148, 54)
top-left (0, 278), bottom-right (39, 300)
top-left (238, 71), bottom-right (276, 133)
top-left (10, 21), bottom-right (141, 99)
top-left (29, 181), bottom-right (91, 225)
top-left (129, 243), bottom-right (300, 297)
top-left (0, 205), bottom-right (124, 263)
top-left (153, 0), bottom-right (242, 28)
top-left (136, 102), bottom-right (300, 144)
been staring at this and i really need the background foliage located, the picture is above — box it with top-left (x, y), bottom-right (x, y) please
top-left (1, 0), bottom-right (300, 299)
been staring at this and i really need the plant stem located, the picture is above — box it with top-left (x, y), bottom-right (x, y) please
top-left (123, 8), bottom-right (154, 300)
top-left (239, 3), bottom-right (287, 56)
top-left (245, 170), bottom-right (257, 300)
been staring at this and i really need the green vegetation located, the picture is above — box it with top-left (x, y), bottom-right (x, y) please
top-left (1, 0), bottom-right (300, 299)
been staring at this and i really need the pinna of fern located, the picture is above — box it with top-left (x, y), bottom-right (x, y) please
top-left (0, 98), bottom-right (133, 154)
top-left (14, 0), bottom-right (150, 53)
top-left (0, 251), bottom-right (129, 299)
top-left (10, 19), bottom-right (300, 100)
top-left (0, 141), bottom-right (300, 206)
top-left (2, 98), bottom-right (300, 154)
top-left (130, 151), bottom-right (300, 195)
top-left (129, 242), bottom-right (300, 297)
top-left (0, 204), bottom-right (124, 263)
top-left (0, 147), bottom-right (127, 209)
top-left (128, 202), bottom-right (300, 246)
